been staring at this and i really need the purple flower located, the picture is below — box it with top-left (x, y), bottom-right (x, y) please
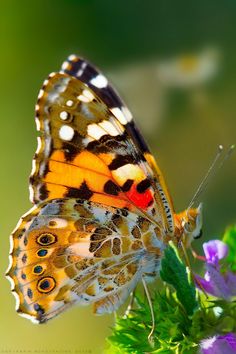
top-left (203, 240), bottom-right (228, 266)
top-left (195, 240), bottom-right (236, 300)
top-left (200, 333), bottom-right (236, 354)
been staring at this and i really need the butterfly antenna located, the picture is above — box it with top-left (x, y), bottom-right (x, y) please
top-left (187, 144), bottom-right (226, 210)
top-left (196, 144), bottom-right (235, 204)
top-left (217, 144), bottom-right (235, 171)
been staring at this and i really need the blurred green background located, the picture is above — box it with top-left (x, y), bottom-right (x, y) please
top-left (0, 1), bottom-right (235, 353)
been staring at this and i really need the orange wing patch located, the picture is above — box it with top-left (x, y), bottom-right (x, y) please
top-left (42, 148), bottom-right (154, 211)
top-left (41, 149), bottom-right (134, 209)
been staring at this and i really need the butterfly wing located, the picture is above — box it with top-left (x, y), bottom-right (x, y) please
top-left (62, 55), bottom-right (175, 233)
top-left (7, 56), bottom-right (175, 323)
top-left (7, 198), bottom-right (162, 323)
top-left (30, 56), bottom-right (174, 233)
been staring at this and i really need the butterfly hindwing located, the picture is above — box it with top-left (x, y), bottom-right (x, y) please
top-left (7, 199), bottom-right (163, 322)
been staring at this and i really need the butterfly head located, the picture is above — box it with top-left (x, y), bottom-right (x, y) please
top-left (175, 203), bottom-right (203, 248)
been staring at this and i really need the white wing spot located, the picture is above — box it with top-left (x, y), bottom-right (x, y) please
top-left (48, 218), bottom-right (68, 228)
top-left (68, 54), bottom-right (77, 61)
top-left (35, 136), bottom-right (42, 154)
top-left (122, 106), bottom-right (133, 122)
top-left (43, 79), bottom-right (49, 86)
top-left (110, 107), bottom-right (127, 125)
top-left (59, 111), bottom-right (69, 120)
top-left (35, 117), bottom-right (41, 131)
top-left (31, 159), bottom-right (37, 175)
top-left (38, 89), bottom-right (44, 99)
top-left (77, 95), bottom-right (90, 103)
top-left (48, 72), bottom-right (56, 78)
top-left (99, 120), bottom-right (119, 136)
top-left (61, 61), bottom-right (70, 71)
top-left (90, 74), bottom-right (108, 88)
top-left (66, 99), bottom-right (74, 107)
top-left (59, 125), bottom-right (74, 141)
top-left (113, 164), bottom-right (143, 184)
top-left (29, 185), bottom-right (34, 204)
top-left (78, 89), bottom-right (95, 103)
top-left (76, 62), bottom-right (87, 77)
top-left (68, 236), bottom-right (91, 257)
top-left (88, 123), bottom-right (106, 140)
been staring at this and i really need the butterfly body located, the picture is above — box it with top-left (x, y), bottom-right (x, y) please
top-left (7, 55), bottom-right (202, 323)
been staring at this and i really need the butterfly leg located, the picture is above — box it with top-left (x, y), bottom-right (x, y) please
top-left (142, 276), bottom-right (155, 345)
top-left (124, 288), bottom-right (136, 317)
top-left (190, 246), bottom-right (206, 261)
top-left (182, 242), bottom-right (209, 299)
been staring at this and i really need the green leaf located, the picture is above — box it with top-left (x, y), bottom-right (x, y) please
top-left (222, 225), bottom-right (236, 271)
top-left (106, 291), bottom-right (198, 353)
top-left (160, 241), bottom-right (198, 316)
top-left (105, 226), bottom-right (236, 353)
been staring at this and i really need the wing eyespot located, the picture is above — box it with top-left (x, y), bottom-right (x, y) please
top-left (21, 253), bottom-right (27, 264)
top-left (37, 249), bottom-right (48, 258)
top-left (36, 233), bottom-right (57, 246)
top-left (33, 265), bottom-right (45, 275)
top-left (37, 277), bottom-right (56, 293)
top-left (27, 288), bottom-right (33, 299)
top-left (34, 303), bottom-right (45, 315)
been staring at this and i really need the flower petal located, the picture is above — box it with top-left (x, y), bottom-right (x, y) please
top-left (226, 272), bottom-right (236, 296)
top-left (203, 240), bottom-right (228, 265)
top-left (195, 263), bottom-right (231, 300)
top-left (200, 333), bottom-right (236, 354)
top-left (195, 274), bottom-right (217, 295)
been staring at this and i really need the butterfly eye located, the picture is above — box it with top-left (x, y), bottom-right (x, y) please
top-left (184, 221), bottom-right (191, 233)
top-left (194, 228), bottom-right (203, 239)
top-left (36, 233), bottom-right (57, 246)
top-left (37, 277), bottom-right (56, 293)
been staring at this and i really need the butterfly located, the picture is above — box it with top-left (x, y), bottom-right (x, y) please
top-left (6, 55), bottom-right (203, 324)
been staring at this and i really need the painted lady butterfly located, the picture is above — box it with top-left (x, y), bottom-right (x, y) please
top-left (6, 55), bottom-right (202, 324)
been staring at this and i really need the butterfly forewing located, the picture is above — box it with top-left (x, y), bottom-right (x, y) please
top-left (61, 55), bottom-right (175, 232)
top-left (30, 67), bottom-right (174, 231)
top-left (7, 55), bottom-right (176, 323)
